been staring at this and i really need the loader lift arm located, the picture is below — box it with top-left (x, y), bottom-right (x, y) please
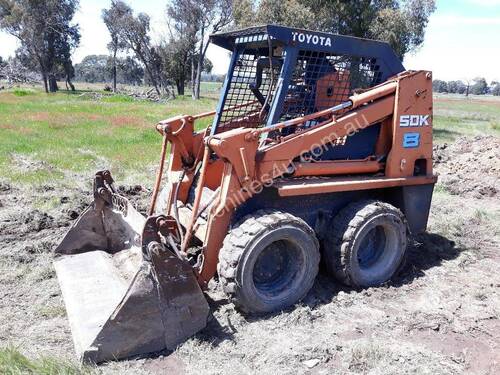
top-left (152, 70), bottom-right (435, 286)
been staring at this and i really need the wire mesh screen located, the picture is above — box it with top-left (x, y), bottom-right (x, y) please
top-left (216, 50), bottom-right (282, 133)
top-left (281, 50), bottom-right (383, 122)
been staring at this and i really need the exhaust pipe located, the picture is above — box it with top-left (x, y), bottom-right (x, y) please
top-left (54, 171), bottom-right (209, 363)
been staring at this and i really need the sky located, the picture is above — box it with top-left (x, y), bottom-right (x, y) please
top-left (0, 0), bottom-right (499, 82)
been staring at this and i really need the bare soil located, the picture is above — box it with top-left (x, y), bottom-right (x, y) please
top-left (434, 136), bottom-right (499, 198)
top-left (0, 136), bottom-right (499, 374)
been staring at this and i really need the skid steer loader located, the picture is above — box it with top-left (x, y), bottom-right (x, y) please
top-left (55, 25), bottom-right (437, 363)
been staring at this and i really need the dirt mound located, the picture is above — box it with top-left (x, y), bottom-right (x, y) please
top-left (434, 136), bottom-right (499, 198)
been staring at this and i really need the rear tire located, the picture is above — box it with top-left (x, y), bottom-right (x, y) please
top-left (323, 200), bottom-right (407, 287)
top-left (218, 210), bottom-right (320, 314)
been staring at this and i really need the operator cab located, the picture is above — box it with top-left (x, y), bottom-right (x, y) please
top-left (209, 25), bottom-right (405, 160)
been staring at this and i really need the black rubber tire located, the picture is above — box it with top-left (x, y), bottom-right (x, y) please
top-left (323, 200), bottom-right (407, 288)
top-left (218, 210), bottom-right (320, 314)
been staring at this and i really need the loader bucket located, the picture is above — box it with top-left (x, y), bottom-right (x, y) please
top-left (54, 171), bottom-right (209, 363)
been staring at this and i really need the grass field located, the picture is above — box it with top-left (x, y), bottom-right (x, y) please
top-left (1, 86), bottom-right (499, 186)
top-left (0, 87), bottom-right (217, 185)
top-left (433, 93), bottom-right (500, 142)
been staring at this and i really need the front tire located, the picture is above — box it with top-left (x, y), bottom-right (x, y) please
top-left (323, 200), bottom-right (407, 287)
top-left (218, 210), bottom-right (320, 314)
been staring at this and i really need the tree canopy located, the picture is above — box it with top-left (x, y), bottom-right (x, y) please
top-left (0, 0), bottom-right (80, 92)
top-left (233, 0), bottom-right (436, 59)
top-left (102, 0), bottom-right (129, 92)
top-left (1, 0), bottom-right (444, 99)
top-left (470, 77), bottom-right (488, 95)
top-left (74, 54), bottom-right (144, 85)
top-left (433, 78), bottom-right (499, 96)
top-left (101, 1), bottom-right (168, 95)
top-left (166, 0), bottom-right (232, 99)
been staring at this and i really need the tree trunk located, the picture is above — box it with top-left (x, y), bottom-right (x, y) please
top-left (135, 49), bottom-right (161, 96)
top-left (48, 74), bottom-right (58, 92)
top-left (144, 63), bottom-right (161, 96)
top-left (191, 54), bottom-right (196, 98)
top-left (194, 54), bottom-right (202, 100)
top-left (42, 72), bottom-right (49, 93)
top-left (112, 47), bottom-right (117, 93)
top-left (194, 26), bottom-right (210, 100)
top-left (149, 71), bottom-right (161, 96)
top-left (176, 80), bottom-right (184, 96)
top-left (193, 27), bottom-right (206, 100)
top-left (66, 76), bottom-right (75, 91)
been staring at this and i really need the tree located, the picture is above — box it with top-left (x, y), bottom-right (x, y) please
top-left (445, 80), bottom-right (466, 94)
top-left (165, 1), bottom-right (199, 96)
top-left (463, 78), bottom-right (472, 97)
top-left (62, 58), bottom-right (76, 90)
top-left (160, 41), bottom-right (189, 95)
top-left (107, 1), bottom-right (167, 95)
top-left (470, 77), bottom-right (488, 95)
top-left (446, 80), bottom-right (458, 93)
top-left (232, 0), bottom-right (255, 28)
top-left (236, 0), bottom-right (436, 60)
top-left (102, 1), bottom-right (128, 92)
top-left (195, 0), bottom-right (232, 99)
top-left (259, 0), bottom-right (314, 27)
top-left (492, 83), bottom-right (500, 96)
top-left (233, 0), bottom-right (314, 28)
top-left (115, 56), bottom-right (144, 85)
top-left (203, 58), bottom-right (213, 74)
top-left (74, 55), bottom-right (109, 83)
top-left (74, 54), bottom-right (144, 85)
top-left (0, 0), bottom-right (80, 93)
top-left (168, 0), bottom-right (232, 99)
top-left (447, 80), bottom-right (467, 94)
top-left (432, 80), bottom-right (447, 93)
top-left (368, 0), bottom-right (436, 58)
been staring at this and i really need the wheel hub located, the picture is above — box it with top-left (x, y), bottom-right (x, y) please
top-left (357, 225), bottom-right (386, 269)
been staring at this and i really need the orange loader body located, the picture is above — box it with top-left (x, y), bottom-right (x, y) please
top-left (54, 25), bottom-right (437, 363)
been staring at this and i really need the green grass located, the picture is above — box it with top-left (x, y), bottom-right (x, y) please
top-left (12, 88), bottom-right (35, 97)
top-left (100, 94), bottom-right (136, 103)
top-left (433, 95), bottom-right (500, 143)
top-left (0, 86), bottom-right (217, 185)
top-left (0, 86), bottom-right (498, 185)
top-left (0, 346), bottom-right (92, 375)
